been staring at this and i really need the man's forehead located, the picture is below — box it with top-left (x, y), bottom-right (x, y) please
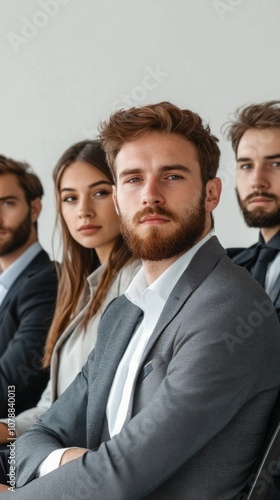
top-left (114, 133), bottom-right (199, 172)
top-left (236, 129), bottom-right (280, 163)
top-left (238, 128), bottom-right (280, 150)
top-left (0, 173), bottom-right (25, 196)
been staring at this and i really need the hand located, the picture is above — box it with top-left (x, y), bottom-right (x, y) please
top-left (60, 447), bottom-right (89, 466)
top-left (0, 424), bottom-right (9, 444)
top-left (0, 484), bottom-right (9, 492)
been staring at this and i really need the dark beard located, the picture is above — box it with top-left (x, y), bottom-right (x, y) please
top-left (118, 192), bottom-right (207, 261)
top-left (236, 189), bottom-right (280, 228)
top-left (0, 209), bottom-right (32, 256)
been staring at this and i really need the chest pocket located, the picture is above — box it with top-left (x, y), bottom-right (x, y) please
top-left (132, 356), bottom-right (167, 415)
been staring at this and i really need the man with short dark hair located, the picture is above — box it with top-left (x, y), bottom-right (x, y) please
top-left (226, 100), bottom-right (280, 321)
top-left (1, 103), bottom-right (280, 499)
top-left (0, 155), bottom-right (58, 417)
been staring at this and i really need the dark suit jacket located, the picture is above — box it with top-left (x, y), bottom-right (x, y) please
top-left (227, 243), bottom-right (280, 322)
top-left (8, 237), bottom-right (280, 499)
top-left (0, 249), bottom-right (58, 417)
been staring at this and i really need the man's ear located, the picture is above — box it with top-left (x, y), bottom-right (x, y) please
top-left (30, 197), bottom-right (42, 223)
top-left (112, 186), bottom-right (119, 215)
top-left (205, 177), bottom-right (222, 213)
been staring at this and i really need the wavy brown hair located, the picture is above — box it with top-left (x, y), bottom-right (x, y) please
top-left (224, 100), bottom-right (280, 156)
top-left (43, 140), bottom-right (133, 367)
top-left (99, 101), bottom-right (220, 187)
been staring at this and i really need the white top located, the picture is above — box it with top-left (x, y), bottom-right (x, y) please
top-left (56, 264), bottom-right (106, 396)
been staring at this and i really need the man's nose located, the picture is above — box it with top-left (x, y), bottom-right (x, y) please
top-left (251, 167), bottom-right (270, 190)
top-left (141, 179), bottom-right (164, 206)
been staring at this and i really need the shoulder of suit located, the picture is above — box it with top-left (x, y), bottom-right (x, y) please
top-left (226, 243), bottom-right (258, 263)
top-left (21, 250), bottom-right (57, 280)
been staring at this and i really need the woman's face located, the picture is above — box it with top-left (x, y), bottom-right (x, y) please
top-left (60, 161), bottom-right (120, 263)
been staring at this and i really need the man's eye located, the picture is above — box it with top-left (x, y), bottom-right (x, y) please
top-left (4, 201), bottom-right (16, 206)
top-left (271, 161), bottom-right (280, 168)
top-left (126, 177), bottom-right (141, 183)
top-left (240, 164), bottom-right (252, 171)
top-left (167, 174), bottom-right (182, 180)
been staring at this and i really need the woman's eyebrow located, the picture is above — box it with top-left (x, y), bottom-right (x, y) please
top-left (60, 180), bottom-right (112, 193)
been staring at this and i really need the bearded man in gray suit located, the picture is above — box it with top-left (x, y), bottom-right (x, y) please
top-left (1, 102), bottom-right (280, 499)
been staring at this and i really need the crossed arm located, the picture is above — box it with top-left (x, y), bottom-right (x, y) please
top-left (2, 308), bottom-right (275, 498)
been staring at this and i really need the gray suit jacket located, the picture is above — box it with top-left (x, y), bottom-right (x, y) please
top-left (6, 237), bottom-right (280, 499)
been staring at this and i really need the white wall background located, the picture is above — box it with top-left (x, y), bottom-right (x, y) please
top-left (1, 0), bottom-right (279, 258)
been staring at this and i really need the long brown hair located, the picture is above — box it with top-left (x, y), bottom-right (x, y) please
top-left (43, 140), bottom-right (132, 367)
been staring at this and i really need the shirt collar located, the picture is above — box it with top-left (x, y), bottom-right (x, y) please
top-left (258, 230), bottom-right (280, 251)
top-left (0, 242), bottom-right (42, 291)
top-left (125, 232), bottom-right (213, 308)
top-left (87, 263), bottom-right (107, 289)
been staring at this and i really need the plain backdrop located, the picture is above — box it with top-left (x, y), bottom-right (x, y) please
top-left (1, 0), bottom-right (279, 259)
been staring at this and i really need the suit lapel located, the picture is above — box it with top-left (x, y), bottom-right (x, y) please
top-left (125, 236), bottom-right (226, 421)
top-left (97, 304), bottom-right (143, 383)
top-left (144, 236), bottom-right (225, 354)
top-left (50, 311), bottom-right (85, 399)
top-left (0, 250), bottom-right (48, 310)
top-left (87, 297), bottom-right (143, 444)
top-left (0, 274), bottom-right (26, 311)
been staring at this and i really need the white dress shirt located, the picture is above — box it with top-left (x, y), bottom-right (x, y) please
top-left (39, 233), bottom-right (212, 476)
top-left (266, 252), bottom-right (280, 296)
